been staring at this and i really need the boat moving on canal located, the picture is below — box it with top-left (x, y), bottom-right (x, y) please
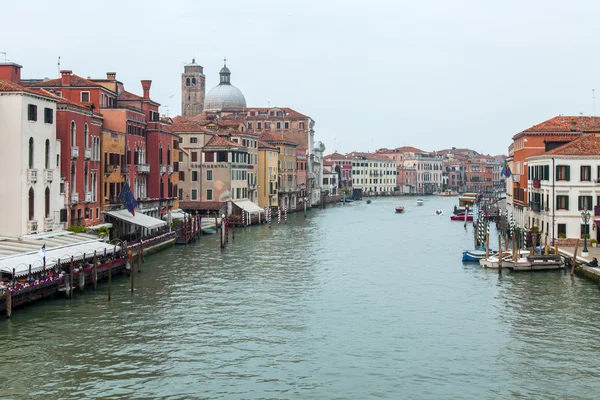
top-left (416, 199), bottom-right (424, 206)
top-left (450, 212), bottom-right (473, 221)
top-left (395, 205), bottom-right (405, 213)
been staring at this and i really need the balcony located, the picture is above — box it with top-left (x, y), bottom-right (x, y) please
top-left (104, 165), bottom-right (118, 175)
top-left (136, 164), bottom-right (150, 174)
top-left (84, 147), bottom-right (92, 160)
top-left (45, 169), bottom-right (53, 182)
top-left (71, 192), bottom-right (79, 203)
top-left (71, 146), bottom-right (79, 159)
top-left (45, 217), bottom-right (54, 228)
top-left (248, 183), bottom-right (257, 190)
top-left (168, 164), bottom-right (174, 174)
top-left (530, 202), bottom-right (542, 213)
top-left (160, 164), bottom-right (167, 175)
top-left (28, 220), bottom-right (38, 235)
top-left (28, 169), bottom-right (38, 183)
top-left (85, 191), bottom-right (92, 203)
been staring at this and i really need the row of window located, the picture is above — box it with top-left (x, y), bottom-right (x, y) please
top-left (353, 178), bottom-right (395, 185)
top-left (532, 194), bottom-right (600, 211)
top-left (28, 104), bottom-right (54, 124)
top-left (247, 121), bottom-right (296, 130)
top-left (530, 165), bottom-right (600, 182)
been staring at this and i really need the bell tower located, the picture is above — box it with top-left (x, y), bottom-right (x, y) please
top-left (181, 59), bottom-right (205, 117)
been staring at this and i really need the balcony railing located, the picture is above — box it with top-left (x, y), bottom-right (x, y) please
top-left (168, 164), bottom-right (174, 174)
top-left (71, 146), bottom-right (79, 159)
top-left (160, 164), bottom-right (167, 174)
top-left (28, 169), bottom-right (38, 183)
top-left (71, 192), bottom-right (79, 203)
top-left (136, 164), bottom-right (150, 174)
top-left (45, 217), bottom-right (54, 228)
top-left (530, 202), bottom-right (541, 213)
top-left (85, 192), bottom-right (92, 203)
top-left (104, 165), bottom-right (118, 174)
top-left (248, 183), bottom-right (257, 190)
top-left (45, 169), bottom-right (53, 182)
top-left (28, 220), bottom-right (38, 235)
top-left (84, 147), bottom-right (92, 160)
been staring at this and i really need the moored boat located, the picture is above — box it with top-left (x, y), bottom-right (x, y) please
top-left (395, 205), bottom-right (405, 213)
top-left (462, 249), bottom-right (497, 262)
top-left (416, 199), bottom-right (424, 206)
top-left (450, 213), bottom-right (473, 221)
top-left (479, 253), bottom-right (513, 269)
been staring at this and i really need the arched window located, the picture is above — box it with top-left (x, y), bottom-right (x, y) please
top-left (70, 121), bottom-right (76, 146)
top-left (45, 187), bottom-right (50, 218)
top-left (28, 137), bottom-right (34, 169)
top-left (84, 123), bottom-right (89, 148)
top-left (167, 145), bottom-right (171, 165)
top-left (192, 78), bottom-right (196, 86)
top-left (185, 78), bottom-right (190, 86)
top-left (45, 139), bottom-right (50, 169)
top-left (28, 187), bottom-right (34, 220)
top-left (159, 144), bottom-right (163, 164)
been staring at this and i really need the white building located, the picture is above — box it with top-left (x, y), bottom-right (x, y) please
top-left (0, 76), bottom-right (64, 237)
top-left (322, 161), bottom-right (339, 196)
top-left (310, 141), bottom-right (325, 206)
top-left (403, 153), bottom-right (443, 194)
top-left (526, 135), bottom-right (600, 244)
top-left (348, 152), bottom-right (396, 196)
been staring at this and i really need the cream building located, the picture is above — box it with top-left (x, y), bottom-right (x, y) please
top-left (0, 78), bottom-right (64, 236)
top-left (258, 140), bottom-right (279, 209)
top-left (349, 152), bottom-right (396, 196)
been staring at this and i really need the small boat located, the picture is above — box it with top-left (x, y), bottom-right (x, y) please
top-left (366, 199), bottom-right (372, 204)
top-left (416, 199), bottom-right (424, 206)
top-left (440, 190), bottom-right (458, 197)
top-left (479, 253), bottom-right (513, 269)
top-left (450, 213), bottom-right (473, 221)
top-left (462, 248), bottom-right (497, 262)
top-left (395, 205), bottom-right (405, 213)
top-left (202, 227), bottom-right (217, 235)
top-left (511, 254), bottom-right (564, 271)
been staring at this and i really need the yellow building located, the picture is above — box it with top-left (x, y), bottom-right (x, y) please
top-left (260, 133), bottom-right (298, 210)
top-left (258, 139), bottom-right (279, 209)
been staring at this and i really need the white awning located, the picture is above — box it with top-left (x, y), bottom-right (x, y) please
top-left (163, 210), bottom-right (189, 220)
top-left (232, 199), bottom-right (264, 214)
top-left (105, 209), bottom-right (167, 229)
top-left (0, 240), bottom-right (121, 277)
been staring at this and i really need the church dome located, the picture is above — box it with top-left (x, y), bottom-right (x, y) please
top-left (204, 63), bottom-right (246, 111)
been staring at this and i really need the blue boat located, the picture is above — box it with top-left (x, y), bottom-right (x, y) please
top-left (462, 248), bottom-right (497, 262)
top-left (366, 199), bottom-right (372, 204)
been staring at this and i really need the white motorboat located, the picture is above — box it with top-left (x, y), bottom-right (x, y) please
top-left (416, 199), bottom-right (424, 206)
top-left (479, 253), bottom-right (513, 269)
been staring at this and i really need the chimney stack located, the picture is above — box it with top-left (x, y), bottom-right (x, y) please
top-left (106, 72), bottom-right (116, 81)
top-left (60, 70), bottom-right (72, 86)
top-left (141, 80), bottom-right (152, 99)
top-left (571, 121), bottom-right (577, 132)
top-left (0, 62), bottom-right (22, 83)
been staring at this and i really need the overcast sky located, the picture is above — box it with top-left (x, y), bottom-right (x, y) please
top-left (3, 0), bottom-right (600, 156)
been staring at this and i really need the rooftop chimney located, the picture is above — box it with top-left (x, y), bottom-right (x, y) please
top-left (141, 80), bottom-right (152, 99)
top-left (60, 70), bottom-right (72, 86)
top-left (0, 62), bottom-right (22, 83)
top-left (570, 121), bottom-right (577, 132)
top-left (106, 72), bottom-right (116, 81)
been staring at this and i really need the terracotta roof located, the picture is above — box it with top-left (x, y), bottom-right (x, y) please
top-left (119, 91), bottom-right (143, 101)
top-left (545, 134), bottom-right (600, 156)
top-left (323, 161), bottom-right (335, 167)
top-left (515, 116), bottom-right (600, 139)
top-left (260, 132), bottom-right (298, 146)
top-left (0, 79), bottom-right (59, 101)
top-left (244, 107), bottom-right (308, 119)
top-left (171, 121), bottom-right (213, 133)
top-left (204, 135), bottom-right (243, 148)
top-left (377, 146), bottom-right (424, 154)
top-left (324, 152), bottom-right (348, 159)
top-left (348, 152), bottom-right (394, 161)
top-left (258, 140), bottom-right (278, 150)
top-left (29, 74), bottom-right (102, 88)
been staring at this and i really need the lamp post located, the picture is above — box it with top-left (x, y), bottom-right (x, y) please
top-left (581, 207), bottom-right (590, 255)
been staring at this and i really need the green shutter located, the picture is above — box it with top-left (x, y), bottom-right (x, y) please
top-left (556, 165), bottom-right (560, 180)
top-left (566, 195), bottom-right (569, 211)
top-left (566, 166), bottom-right (570, 181)
top-left (579, 196), bottom-right (583, 210)
top-left (545, 165), bottom-right (549, 180)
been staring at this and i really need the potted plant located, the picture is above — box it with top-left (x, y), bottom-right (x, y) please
top-left (558, 233), bottom-right (566, 239)
top-left (591, 239), bottom-right (598, 248)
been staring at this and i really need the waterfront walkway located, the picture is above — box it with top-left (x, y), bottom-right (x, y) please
top-left (558, 243), bottom-right (600, 283)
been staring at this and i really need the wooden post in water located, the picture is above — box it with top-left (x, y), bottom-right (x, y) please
top-left (498, 235), bottom-right (503, 272)
top-left (108, 258), bottom-right (112, 301)
top-left (464, 205), bottom-right (469, 228)
top-left (138, 243), bottom-right (142, 273)
top-left (571, 239), bottom-right (580, 277)
top-left (6, 289), bottom-right (11, 318)
top-left (505, 233), bottom-right (509, 252)
top-left (131, 251), bottom-right (135, 293)
top-left (28, 264), bottom-right (32, 283)
top-left (93, 251), bottom-right (98, 290)
top-left (485, 233), bottom-right (489, 260)
top-left (69, 256), bottom-right (74, 299)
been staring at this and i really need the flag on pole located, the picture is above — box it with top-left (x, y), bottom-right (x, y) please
top-left (119, 181), bottom-right (137, 216)
top-left (501, 160), bottom-right (512, 178)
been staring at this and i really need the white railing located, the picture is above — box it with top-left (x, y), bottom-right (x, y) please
top-left (71, 192), bottom-right (79, 203)
top-left (28, 169), bottom-right (38, 182)
top-left (136, 164), bottom-right (150, 174)
top-left (45, 169), bottom-right (53, 182)
top-left (160, 164), bottom-right (167, 174)
top-left (71, 146), bottom-right (79, 159)
top-left (28, 220), bottom-right (38, 234)
top-left (85, 192), bottom-right (92, 202)
top-left (168, 164), bottom-right (174, 174)
top-left (84, 147), bottom-right (92, 159)
top-left (44, 217), bottom-right (54, 229)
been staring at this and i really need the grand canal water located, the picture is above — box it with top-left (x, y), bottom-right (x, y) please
top-left (2, 196), bottom-right (600, 399)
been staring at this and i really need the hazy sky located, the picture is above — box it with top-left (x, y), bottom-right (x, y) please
top-left (3, 0), bottom-right (600, 156)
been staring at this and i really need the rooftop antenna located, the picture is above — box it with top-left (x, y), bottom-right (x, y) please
top-left (223, 56), bottom-right (227, 67)
top-left (0, 52), bottom-right (6, 63)
top-left (57, 56), bottom-right (61, 77)
top-left (593, 89), bottom-right (596, 116)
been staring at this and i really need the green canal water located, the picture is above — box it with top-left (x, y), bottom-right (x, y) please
top-left (2, 196), bottom-right (600, 399)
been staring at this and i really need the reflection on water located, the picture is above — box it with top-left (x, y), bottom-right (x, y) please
top-left (2, 197), bottom-right (600, 399)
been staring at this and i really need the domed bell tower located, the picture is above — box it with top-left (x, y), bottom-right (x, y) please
top-left (181, 59), bottom-right (205, 117)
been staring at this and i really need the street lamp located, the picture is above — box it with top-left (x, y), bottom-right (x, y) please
top-left (581, 207), bottom-right (591, 254)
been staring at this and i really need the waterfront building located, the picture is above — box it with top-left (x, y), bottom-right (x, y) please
top-left (377, 146), bottom-right (424, 192)
top-left (525, 135), bottom-right (600, 244)
top-left (506, 116), bottom-right (600, 229)
top-left (0, 72), bottom-right (63, 236)
top-left (311, 142), bottom-right (326, 206)
top-left (324, 152), bottom-right (353, 190)
top-left (348, 152), bottom-right (396, 196)
top-left (403, 153), bottom-right (443, 194)
top-left (257, 140), bottom-right (280, 209)
top-left (322, 161), bottom-right (339, 197)
top-left (260, 132), bottom-right (299, 210)
top-left (296, 149), bottom-right (308, 205)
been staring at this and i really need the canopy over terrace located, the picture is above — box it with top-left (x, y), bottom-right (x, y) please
top-left (0, 240), bottom-right (121, 278)
top-left (232, 199), bottom-right (264, 214)
top-left (105, 209), bottom-right (167, 229)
